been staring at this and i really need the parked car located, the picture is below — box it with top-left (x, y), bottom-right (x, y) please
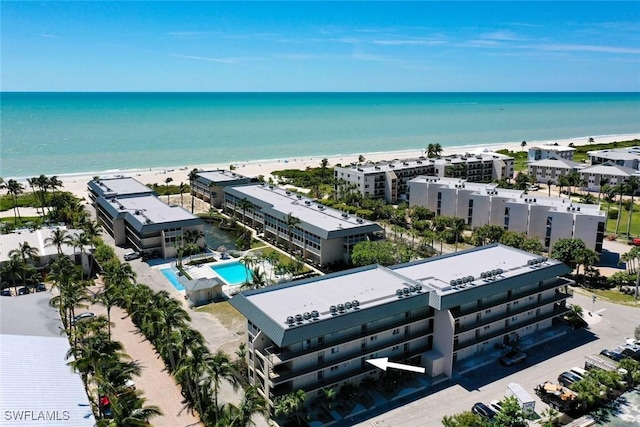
top-left (1, 289), bottom-right (11, 297)
top-left (558, 371), bottom-right (582, 388)
top-left (71, 312), bottom-right (95, 325)
top-left (489, 399), bottom-right (504, 414)
top-left (472, 402), bottom-right (496, 420)
top-left (35, 283), bottom-right (47, 292)
top-left (600, 348), bottom-right (624, 362)
top-left (500, 350), bottom-right (527, 366)
top-left (18, 287), bottom-right (30, 295)
top-left (124, 251), bottom-right (141, 261)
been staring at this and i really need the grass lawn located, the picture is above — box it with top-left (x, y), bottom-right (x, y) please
top-left (589, 289), bottom-right (640, 306)
top-left (605, 204), bottom-right (640, 238)
top-left (196, 301), bottom-right (245, 329)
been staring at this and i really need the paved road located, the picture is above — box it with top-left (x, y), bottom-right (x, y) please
top-left (356, 291), bottom-right (640, 427)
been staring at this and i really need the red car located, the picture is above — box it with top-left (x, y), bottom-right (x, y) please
top-left (632, 238), bottom-right (640, 246)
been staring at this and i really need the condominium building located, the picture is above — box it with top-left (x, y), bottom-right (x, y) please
top-left (88, 177), bottom-right (204, 259)
top-left (192, 169), bottom-right (252, 208)
top-left (333, 152), bottom-right (514, 203)
top-left (223, 183), bottom-right (383, 266)
top-left (230, 244), bottom-right (572, 407)
top-left (587, 147), bottom-right (640, 170)
top-left (528, 144), bottom-right (576, 162)
top-left (579, 163), bottom-right (639, 192)
top-left (528, 158), bottom-right (583, 184)
top-left (408, 177), bottom-right (606, 252)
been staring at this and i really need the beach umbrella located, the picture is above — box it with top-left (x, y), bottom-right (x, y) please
top-left (217, 245), bottom-right (227, 252)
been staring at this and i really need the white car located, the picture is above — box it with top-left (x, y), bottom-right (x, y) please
top-left (71, 312), bottom-right (95, 325)
top-left (489, 399), bottom-right (503, 414)
top-left (124, 251), bottom-right (141, 261)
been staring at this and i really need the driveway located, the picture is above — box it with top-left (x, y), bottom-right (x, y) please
top-left (355, 291), bottom-right (640, 426)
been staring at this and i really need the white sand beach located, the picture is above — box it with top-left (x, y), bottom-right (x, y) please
top-left (11, 133), bottom-right (640, 203)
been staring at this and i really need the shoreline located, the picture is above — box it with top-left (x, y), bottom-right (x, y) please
top-left (7, 132), bottom-right (640, 202)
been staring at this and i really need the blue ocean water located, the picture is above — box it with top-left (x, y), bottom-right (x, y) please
top-left (1, 92), bottom-right (639, 178)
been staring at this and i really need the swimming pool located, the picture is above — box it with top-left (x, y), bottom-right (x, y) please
top-left (160, 268), bottom-right (185, 291)
top-left (211, 261), bottom-right (252, 285)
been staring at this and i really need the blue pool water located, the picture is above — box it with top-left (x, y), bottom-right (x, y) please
top-left (211, 262), bottom-right (252, 285)
top-left (160, 268), bottom-right (185, 291)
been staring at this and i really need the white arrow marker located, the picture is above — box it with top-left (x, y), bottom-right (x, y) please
top-left (366, 357), bottom-right (425, 374)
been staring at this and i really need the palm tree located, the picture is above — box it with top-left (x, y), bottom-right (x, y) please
top-left (179, 182), bottom-right (187, 207)
top-left (2, 256), bottom-right (27, 295)
top-left (45, 227), bottom-right (73, 255)
top-left (434, 143), bottom-right (443, 157)
top-left (597, 178), bottom-right (609, 203)
top-left (164, 177), bottom-right (173, 203)
top-left (234, 386), bottom-right (267, 426)
top-left (558, 175), bottom-right (569, 197)
top-left (285, 212), bottom-right (301, 259)
top-left (8, 241), bottom-right (40, 265)
top-left (521, 140), bottom-right (527, 151)
top-left (97, 394), bottom-right (162, 426)
top-left (547, 179), bottom-right (553, 197)
top-left (210, 350), bottom-right (239, 421)
top-left (188, 168), bottom-right (200, 213)
top-left (27, 177), bottom-right (41, 215)
top-left (6, 179), bottom-right (24, 224)
top-left (237, 198), bottom-right (254, 236)
top-left (626, 176), bottom-right (640, 236)
top-left (615, 182), bottom-right (626, 234)
top-left (320, 158), bottom-right (329, 180)
top-left (274, 389), bottom-right (307, 426)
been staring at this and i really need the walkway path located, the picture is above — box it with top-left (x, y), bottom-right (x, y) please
top-left (87, 282), bottom-right (201, 427)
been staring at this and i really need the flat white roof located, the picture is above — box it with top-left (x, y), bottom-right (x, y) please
top-left (588, 148), bottom-right (640, 161)
top-left (246, 265), bottom-right (415, 324)
top-left (0, 227), bottom-right (84, 263)
top-left (90, 177), bottom-right (154, 197)
top-left (196, 169), bottom-right (250, 183)
top-left (337, 152), bottom-right (512, 174)
top-left (408, 177), bottom-right (605, 216)
top-left (106, 195), bottom-right (199, 225)
top-left (581, 163), bottom-right (637, 176)
top-left (530, 145), bottom-right (576, 152)
top-left (0, 292), bottom-right (95, 426)
top-left (227, 184), bottom-right (382, 236)
top-left (392, 245), bottom-right (560, 293)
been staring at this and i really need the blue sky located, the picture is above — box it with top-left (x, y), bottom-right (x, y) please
top-left (2, 1), bottom-right (639, 92)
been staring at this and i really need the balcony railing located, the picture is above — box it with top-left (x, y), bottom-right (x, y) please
top-left (454, 305), bottom-right (569, 352)
top-left (265, 327), bottom-right (433, 385)
top-left (455, 291), bottom-right (571, 334)
top-left (451, 278), bottom-right (573, 318)
top-left (262, 312), bottom-right (433, 365)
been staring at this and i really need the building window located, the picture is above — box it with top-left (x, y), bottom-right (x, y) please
top-left (484, 325), bottom-right (490, 330)
top-left (370, 335), bottom-right (378, 341)
top-left (392, 345), bottom-right (399, 351)
top-left (330, 365), bottom-right (339, 372)
top-left (318, 336), bottom-right (324, 345)
top-left (392, 328), bottom-right (400, 335)
top-left (485, 309), bottom-right (491, 314)
top-left (331, 347), bottom-right (339, 354)
top-left (512, 316), bottom-right (518, 321)
top-left (318, 371), bottom-right (323, 380)
top-left (318, 353), bottom-right (324, 363)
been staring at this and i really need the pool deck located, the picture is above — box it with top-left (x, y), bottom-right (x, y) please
top-left (153, 250), bottom-right (269, 295)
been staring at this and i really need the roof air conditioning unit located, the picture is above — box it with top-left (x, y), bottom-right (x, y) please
top-left (342, 213), bottom-right (348, 218)
top-left (496, 269), bottom-right (503, 275)
top-left (305, 201), bottom-right (311, 205)
top-left (337, 304), bottom-right (345, 312)
top-left (297, 195), bottom-right (302, 199)
top-left (311, 310), bottom-right (319, 319)
top-left (352, 300), bottom-right (360, 308)
top-left (356, 218), bottom-right (363, 223)
top-left (303, 312), bottom-right (311, 320)
top-left (402, 288), bottom-right (410, 296)
top-left (481, 272), bottom-right (487, 279)
top-left (345, 301), bottom-right (353, 309)
top-left (295, 314), bottom-right (303, 323)
top-left (286, 191), bottom-right (291, 195)
top-left (415, 284), bottom-right (423, 292)
top-left (330, 305), bottom-right (337, 315)
top-left (450, 280), bottom-right (457, 287)
top-left (409, 285), bottom-right (416, 292)
top-left (396, 289), bottom-right (404, 298)
top-left (286, 316), bottom-right (295, 326)
top-left (467, 276), bottom-right (474, 282)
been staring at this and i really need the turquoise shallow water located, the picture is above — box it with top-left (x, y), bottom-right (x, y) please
top-left (1, 92), bottom-right (639, 178)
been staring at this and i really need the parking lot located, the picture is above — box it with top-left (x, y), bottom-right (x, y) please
top-left (357, 291), bottom-right (640, 426)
